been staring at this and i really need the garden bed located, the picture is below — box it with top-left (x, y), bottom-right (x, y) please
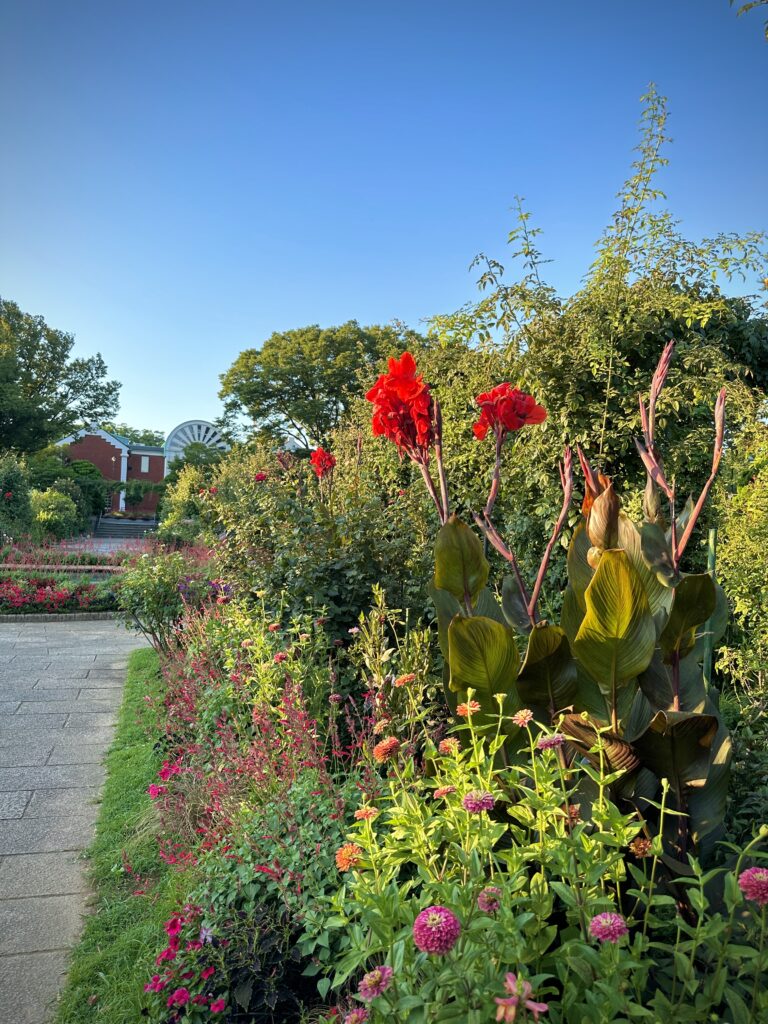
top-left (0, 571), bottom-right (118, 613)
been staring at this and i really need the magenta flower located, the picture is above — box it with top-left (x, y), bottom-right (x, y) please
top-left (462, 790), bottom-right (495, 813)
top-left (358, 964), bottom-right (394, 1001)
top-left (477, 886), bottom-right (502, 913)
top-left (147, 784), bottom-right (167, 799)
top-left (537, 733), bottom-right (565, 751)
top-left (738, 866), bottom-right (768, 907)
top-left (210, 999), bottom-right (226, 1013)
top-left (166, 987), bottom-right (191, 1008)
top-left (494, 973), bottom-right (549, 1022)
top-left (344, 1010), bottom-right (369, 1024)
top-left (589, 911), bottom-right (629, 943)
top-left (413, 906), bottom-right (461, 954)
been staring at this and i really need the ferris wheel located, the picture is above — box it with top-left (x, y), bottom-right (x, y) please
top-left (164, 420), bottom-right (229, 475)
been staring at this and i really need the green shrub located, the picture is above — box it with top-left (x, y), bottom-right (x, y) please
top-left (30, 487), bottom-right (79, 540)
top-left (50, 477), bottom-right (90, 531)
top-left (157, 464), bottom-right (209, 544)
top-left (0, 454), bottom-right (32, 539)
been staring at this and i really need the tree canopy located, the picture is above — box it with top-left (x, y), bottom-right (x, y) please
top-left (218, 320), bottom-right (424, 447)
top-left (101, 422), bottom-right (166, 446)
top-left (0, 298), bottom-right (120, 453)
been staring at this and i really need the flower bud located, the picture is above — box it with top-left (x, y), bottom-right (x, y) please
top-left (587, 480), bottom-right (620, 550)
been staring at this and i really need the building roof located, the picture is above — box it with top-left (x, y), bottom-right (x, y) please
top-left (129, 444), bottom-right (165, 455)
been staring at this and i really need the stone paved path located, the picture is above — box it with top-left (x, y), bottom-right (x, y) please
top-left (0, 620), bottom-right (147, 1024)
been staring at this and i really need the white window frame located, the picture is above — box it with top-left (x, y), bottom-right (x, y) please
top-left (140, 455), bottom-right (150, 473)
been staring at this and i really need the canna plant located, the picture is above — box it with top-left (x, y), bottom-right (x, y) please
top-left (367, 343), bottom-right (732, 866)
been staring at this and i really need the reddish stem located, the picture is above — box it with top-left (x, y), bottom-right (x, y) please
top-left (433, 398), bottom-right (451, 523)
top-left (527, 447), bottom-right (574, 622)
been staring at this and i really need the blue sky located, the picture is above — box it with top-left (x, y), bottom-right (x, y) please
top-left (1, 1), bottom-right (766, 434)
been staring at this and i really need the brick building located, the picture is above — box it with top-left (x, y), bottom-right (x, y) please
top-left (58, 421), bottom-right (227, 518)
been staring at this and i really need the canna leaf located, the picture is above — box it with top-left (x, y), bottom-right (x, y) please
top-left (434, 515), bottom-right (489, 606)
top-left (630, 710), bottom-right (718, 789)
top-left (501, 575), bottom-right (532, 634)
top-left (517, 623), bottom-right (577, 719)
top-left (447, 614), bottom-right (520, 709)
top-left (573, 549), bottom-right (656, 699)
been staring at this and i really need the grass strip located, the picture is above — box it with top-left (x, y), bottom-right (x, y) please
top-left (55, 647), bottom-right (188, 1024)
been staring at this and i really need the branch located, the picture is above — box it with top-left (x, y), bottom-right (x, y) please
top-left (527, 446), bottom-right (574, 622)
top-left (674, 388), bottom-right (726, 566)
top-left (472, 511), bottom-right (533, 621)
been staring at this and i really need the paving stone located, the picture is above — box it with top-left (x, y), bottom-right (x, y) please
top-left (18, 701), bottom-right (115, 715)
top-left (0, 949), bottom-right (69, 1024)
top-left (0, 746), bottom-right (52, 768)
top-left (0, 686), bottom-right (48, 701)
top-left (77, 688), bottom-right (123, 705)
top-left (33, 674), bottom-right (91, 686)
top-left (0, 815), bottom-right (97, 854)
top-left (0, 894), bottom-right (89, 954)
top-left (0, 764), bottom-right (105, 791)
top-left (0, 852), bottom-right (88, 897)
top-left (64, 712), bottom-right (117, 731)
top-left (0, 717), bottom-right (69, 741)
top-left (24, 787), bottom-right (100, 818)
top-left (0, 791), bottom-right (31, 818)
top-left (47, 743), bottom-right (107, 765)
top-left (0, 702), bottom-right (20, 714)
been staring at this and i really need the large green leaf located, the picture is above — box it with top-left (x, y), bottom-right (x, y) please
top-left (640, 521), bottom-right (680, 588)
top-left (687, 721), bottom-right (732, 854)
top-left (428, 581), bottom-right (461, 659)
top-left (475, 586), bottom-right (507, 626)
top-left (637, 649), bottom-right (708, 715)
top-left (434, 515), bottom-right (489, 605)
top-left (573, 549), bottom-right (656, 699)
top-left (631, 710), bottom-right (718, 789)
top-left (501, 575), bottom-right (532, 634)
top-left (566, 522), bottom-right (593, 609)
top-left (447, 614), bottom-right (520, 708)
top-left (617, 514), bottom-right (674, 618)
top-left (659, 573), bottom-right (716, 662)
top-left (517, 623), bottom-right (577, 719)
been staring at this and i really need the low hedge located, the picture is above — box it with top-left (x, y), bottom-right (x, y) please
top-left (0, 571), bottom-right (117, 613)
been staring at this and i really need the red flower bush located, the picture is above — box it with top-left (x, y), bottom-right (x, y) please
top-left (472, 383), bottom-right (547, 442)
top-left (366, 352), bottom-right (434, 464)
top-left (310, 447), bottom-right (337, 478)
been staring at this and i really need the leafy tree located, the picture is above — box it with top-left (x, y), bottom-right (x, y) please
top-left (0, 298), bottom-right (120, 452)
top-left (50, 477), bottom-right (90, 531)
top-left (101, 422), bottom-right (165, 446)
top-left (730, 0), bottom-right (768, 39)
top-left (219, 320), bottom-right (424, 447)
top-left (30, 488), bottom-right (79, 540)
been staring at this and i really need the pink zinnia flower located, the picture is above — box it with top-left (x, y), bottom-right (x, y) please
top-left (412, 906), bottom-right (461, 954)
top-left (456, 700), bottom-right (481, 717)
top-left (210, 998), bottom-right (226, 1013)
top-left (343, 1010), bottom-right (369, 1024)
top-left (738, 867), bottom-right (768, 907)
top-left (354, 807), bottom-right (379, 821)
top-left (512, 708), bottom-right (534, 728)
top-left (372, 736), bottom-right (400, 763)
top-left (433, 785), bottom-right (456, 799)
top-left (438, 738), bottom-right (460, 755)
top-left (494, 973), bottom-right (548, 1022)
top-left (167, 987), bottom-right (191, 1008)
top-left (462, 790), bottom-right (495, 813)
top-left (589, 912), bottom-right (629, 943)
top-left (273, 651), bottom-right (288, 664)
top-left (537, 733), bottom-right (565, 750)
top-left (358, 964), bottom-right (394, 1001)
top-left (477, 886), bottom-right (502, 913)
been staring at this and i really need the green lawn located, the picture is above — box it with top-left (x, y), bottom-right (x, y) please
top-left (55, 647), bottom-right (188, 1024)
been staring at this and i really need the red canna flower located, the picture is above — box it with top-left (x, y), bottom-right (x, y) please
top-left (311, 447), bottom-right (336, 478)
top-left (366, 352), bottom-right (434, 463)
top-left (473, 384), bottom-right (546, 442)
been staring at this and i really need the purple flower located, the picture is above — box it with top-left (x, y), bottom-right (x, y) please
top-left (738, 867), bottom-right (768, 907)
top-left (589, 912), bottom-right (628, 943)
top-left (462, 790), bottom-right (495, 813)
top-left (413, 906), bottom-right (461, 954)
top-left (477, 886), bottom-right (502, 913)
top-left (357, 965), bottom-right (394, 1001)
top-left (536, 733), bottom-right (565, 751)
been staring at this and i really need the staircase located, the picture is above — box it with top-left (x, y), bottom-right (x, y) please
top-left (94, 517), bottom-right (158, 539)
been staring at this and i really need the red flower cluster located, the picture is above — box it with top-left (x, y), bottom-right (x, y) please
top-left (366, 352), bottom-right (434, 463)
top-left (310, 447), bottom-right (336, 478)
top-left (472, 384), bottom-right (547, 442)
top-left (3, 491), bottom-right (12, 500)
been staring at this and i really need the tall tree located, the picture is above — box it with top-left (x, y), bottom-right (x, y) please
top-left (101, 422), bottom-right (166, 446)
top-left (219, 320), bottom-right (423, 447)
top-left (0, 298), bottom-right (121, 452)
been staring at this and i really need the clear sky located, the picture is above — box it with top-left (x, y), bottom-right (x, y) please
top-left (1, 1), bottom-right (766, 435)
